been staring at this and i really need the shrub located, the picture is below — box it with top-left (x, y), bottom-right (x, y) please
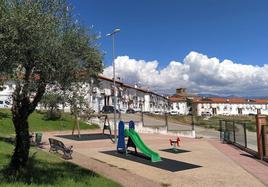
top-left (43, 110), bottom-right (61, 121)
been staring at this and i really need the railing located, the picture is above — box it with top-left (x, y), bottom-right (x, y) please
top-left (262, 125), bottom-right (268, 162)
top-left (141, 112), bottom-right (193, 131)
top-left (220, 120), bottom-right (258, 156)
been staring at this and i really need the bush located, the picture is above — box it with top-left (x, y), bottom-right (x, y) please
top-left (43, 110), bottom-right (61, 120)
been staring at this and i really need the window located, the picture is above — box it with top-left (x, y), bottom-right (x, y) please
top-left (238, 108), bottom-right (242, 115)
top-left (212, 108), bottom-right (217, 115)
top-left (0, 101), bottom-right (3, 104)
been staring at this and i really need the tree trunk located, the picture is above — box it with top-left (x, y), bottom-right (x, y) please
top-left (9, 80), bottom-right (46, 171)
top-left (10, 116), bottom-right (30, 170)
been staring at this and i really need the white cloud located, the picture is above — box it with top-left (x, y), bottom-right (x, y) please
top-left (103, 51), bottom-right (268, 97)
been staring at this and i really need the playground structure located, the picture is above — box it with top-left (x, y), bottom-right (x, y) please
top-left (72, 114), bottom-right (114, 141)
top-left (169, 137), bottom-right (181, 152)
top-left (117, 120), bottom-right (162, 162)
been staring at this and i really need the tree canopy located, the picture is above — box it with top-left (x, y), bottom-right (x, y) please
top-left (0, 0), bottom-right (103, 171)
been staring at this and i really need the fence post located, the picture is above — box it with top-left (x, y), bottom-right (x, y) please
top-left (219, 120), bottom-right (222, 140)
top-left (244, 122), bottom-right (247, 148)
top-left (191, 115), bottom-right (195, 130)
top-left (256, 115), bottom-right (267, 160)
top-left (262, 126), bottom-right (268, 158)
top-left (141, 112), bottom-right (144, 126)
top-left (233, 121), bottom-right (236, 143)
top-left (165, 113), bottom-right (168, 130)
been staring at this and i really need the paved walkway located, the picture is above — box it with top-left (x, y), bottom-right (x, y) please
top-left (40, 129), bottom-right (268, 187)
top-left (209, 139), bottom-right (268, 185)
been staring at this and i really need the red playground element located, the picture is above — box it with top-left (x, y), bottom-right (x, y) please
top-left (169, 137), bottom-right (181, 152)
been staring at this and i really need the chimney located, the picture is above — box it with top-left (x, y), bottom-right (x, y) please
top-left (176, 88), bottom-right (187, 94)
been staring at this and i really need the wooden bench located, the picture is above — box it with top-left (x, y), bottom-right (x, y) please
top-left (48, 138), bottom-right (73, 159)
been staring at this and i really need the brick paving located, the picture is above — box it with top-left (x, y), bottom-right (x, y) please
top-left (209, 139), bottom-right (268, 185)
top-left (41, 130), bottom-right (267, 187)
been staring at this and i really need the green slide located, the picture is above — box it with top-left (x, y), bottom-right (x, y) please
top-left (125, 129), bottom-right (161, 162)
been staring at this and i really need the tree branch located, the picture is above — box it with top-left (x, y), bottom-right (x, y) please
top-left (29, 83), bottom-right (46, 114)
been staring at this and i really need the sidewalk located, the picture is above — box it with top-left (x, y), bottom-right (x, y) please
top-left (209, 139), bottom-right (268, 185)
top-left (41, 130), bottom-right (267, 187)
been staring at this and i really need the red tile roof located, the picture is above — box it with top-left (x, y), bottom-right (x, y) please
top-left (169, 96), bottom-right (187, 102)
top-left (193, 97), bottom-right (268, 104)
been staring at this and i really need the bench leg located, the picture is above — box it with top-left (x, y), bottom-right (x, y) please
top-left (63, 152), bottom-right (72, 159)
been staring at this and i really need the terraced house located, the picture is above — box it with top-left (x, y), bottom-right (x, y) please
top-left (192, 97), bottom-right (268, 116)
top-left (2, 78), bottom-right (268, 116)
top-left (90, 75), bottom-right (169, 113)
top-left (168, 88), bottom-right (268, 116)
top-left (0, 74), bottom-right (170, 113)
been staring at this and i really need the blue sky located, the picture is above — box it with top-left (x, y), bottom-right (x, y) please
top-left (71, 0), bottom-right (268, 68)
top-left (70, 0), bottom-right (268, 97)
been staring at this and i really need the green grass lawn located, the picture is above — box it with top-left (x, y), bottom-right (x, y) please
top-left (0, 109), bottom-right (99, 135)
top-left (0, 109), bottom-right (120, 187)
top-left (0, 109), bottom-right (121, 187)
top-left (0, 139), bottom-right (121, 187)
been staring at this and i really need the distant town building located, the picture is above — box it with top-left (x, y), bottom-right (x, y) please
top-left (168, 88), bottom-right (195, 115)
top-left (90, 75), bottom-right (169, 113)
top-left (169, 88), bottom-right (268, 116)
top-left (0, 75), bottom-right (169, 113)
top-left (192, 97), bottom-right (268, 116)
top-left (1, 78), bottom-right (268, 116)
top-left (0, 82), bottom-right (13, 108)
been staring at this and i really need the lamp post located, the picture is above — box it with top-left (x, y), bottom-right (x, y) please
top-left (106, 28), bottom-right (120, 144)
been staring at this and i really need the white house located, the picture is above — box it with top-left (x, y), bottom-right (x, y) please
top-left (169, 96), bottom-right (188, 115)
top-left (192, 97), bottom-right (268, 116)
top-left (0, 75), bottom-right (169, 113)
top-left (89, 75), bottom-right (169, 113)
top-left (2, 78), bottom-right (268, 116)
top-left (168, 88), bottom-right (195, 115)
top-left (0, 82), bottom-right (13, 108)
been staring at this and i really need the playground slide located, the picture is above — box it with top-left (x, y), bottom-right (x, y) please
top-left (125, 129), bottom-right (161, 162)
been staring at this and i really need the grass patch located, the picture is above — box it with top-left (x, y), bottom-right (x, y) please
top-left (0, 110), bottom-right (120, 187)
top-left (0, 139), bottom-right (121, 187)
top-left (0, 109), bottom-right (99, 135)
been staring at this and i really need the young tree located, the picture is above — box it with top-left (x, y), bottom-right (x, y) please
top-left (67, 82), bottom-right (92, 137)
top-left (0, 0), bottom-right (102, 171)
top-left (40, 93), bottom-right (62, 120)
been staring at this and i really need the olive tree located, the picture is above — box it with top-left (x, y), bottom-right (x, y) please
top-left (0, 0), bottom-right (102, 171)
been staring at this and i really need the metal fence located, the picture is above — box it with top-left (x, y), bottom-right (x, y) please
top-left (262, 125), bottom-right (268, 162)
top-left (142, 112), bottom-right (193, 131)
top-left (220, 120), bottom-right (258, 155)
top-left (115, 112), bottom-right (194, 132)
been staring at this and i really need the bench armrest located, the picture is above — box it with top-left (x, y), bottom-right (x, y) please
top-left (67, 145), bottom-right (73, 150)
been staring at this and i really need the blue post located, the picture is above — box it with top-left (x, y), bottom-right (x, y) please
top-left (129, 120), bottom-right (135, 130)
top-left (117, 121), bottom-right (125, 152)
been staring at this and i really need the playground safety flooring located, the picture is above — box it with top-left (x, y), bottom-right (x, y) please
top-left (41, 129), bottom-right (268, 187)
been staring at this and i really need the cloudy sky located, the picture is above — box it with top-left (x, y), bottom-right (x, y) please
top-left (71, 0), bottom-right (268, 97)
top-left (103, 52), bottom-right (268, 97)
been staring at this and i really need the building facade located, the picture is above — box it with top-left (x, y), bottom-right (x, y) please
top-left (0, 82), bottom-right (13, 108)
top-left (89, 75), bottom-right (169, 113)
top-left (192, 97), bottom-right (268, 116)
top-left (2, 79), bottom-right (268, 116)
top-left (168, 88), bottom-right (195, 115)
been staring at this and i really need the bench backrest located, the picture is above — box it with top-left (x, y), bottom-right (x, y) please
top-left (49, 138), bottom-right (66, 149)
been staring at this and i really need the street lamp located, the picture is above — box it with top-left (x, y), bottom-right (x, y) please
top-left (106, 28), bottom-right (120, 144)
